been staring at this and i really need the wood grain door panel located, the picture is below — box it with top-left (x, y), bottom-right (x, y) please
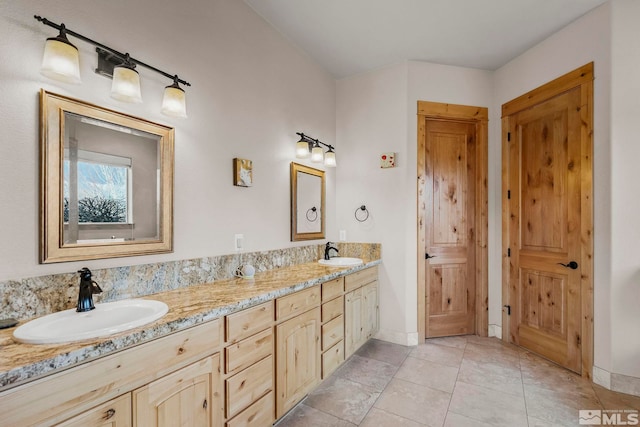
top-left (507, 87), bottom-right (582, 373)
top-left (425, 120), bottom-right (476, 337)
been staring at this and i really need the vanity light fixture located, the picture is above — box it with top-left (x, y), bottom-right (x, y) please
top-left (34, 15), bottom-right (190, 118)
top-left (40, 23), bottom-right (81, 84)
top-left (295, 132), bottom-right (337, 167)
top-left (110, 54), bottom-right (142, 103)
top-left (311, 141), bottom-right (324, 163)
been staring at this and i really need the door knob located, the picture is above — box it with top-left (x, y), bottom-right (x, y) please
top-left (425, 253), bottom-right (437, 260)
top-left (558, 261), bottom-right (579, 270)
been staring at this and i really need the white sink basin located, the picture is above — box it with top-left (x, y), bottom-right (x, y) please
top-left (318, 257), bottom-right (364, 267)
top-left (13, 299), bottom-right (168, 345)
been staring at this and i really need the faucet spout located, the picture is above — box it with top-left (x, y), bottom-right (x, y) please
top-left (77, 267), bottom-right (102, 312)
top-left (324, 242), bottom-right (339, 260)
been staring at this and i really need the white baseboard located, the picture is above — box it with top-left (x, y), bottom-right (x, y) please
top-left (374, 329), bottom-right (419, 346)
top-left (591, 366), bottom-right (640, 397)
top-left (593, 365), bottom-right (611, 389)
top-left (488, 324), bottom-right (502, 339)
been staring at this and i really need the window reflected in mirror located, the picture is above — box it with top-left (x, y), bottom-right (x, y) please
top-left (62, 112), bottom-right (160, 245)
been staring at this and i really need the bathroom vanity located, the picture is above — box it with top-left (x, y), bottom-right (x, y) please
top-left (0, 261), bottom-right (379, 426)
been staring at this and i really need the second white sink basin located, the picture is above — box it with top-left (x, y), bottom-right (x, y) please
top-left (13, 299), bottom-right (168, 345)
top-left (318, 257), bottom-right (364, 267)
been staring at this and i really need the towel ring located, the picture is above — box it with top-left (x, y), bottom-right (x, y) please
top-left (355, 205), bottom-right (369, 222)
top-left (306, 207), bottom-right (318, 222)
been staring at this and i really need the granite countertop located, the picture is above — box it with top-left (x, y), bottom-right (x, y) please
top-left (0, 258), bottom-right (381, 392)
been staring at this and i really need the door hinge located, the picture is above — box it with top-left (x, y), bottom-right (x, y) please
top-left (507, 190), bottom-right (511, 199)
top-left (503, 305), bottom-right (511, 316)
top-left (507, 132), bottom-right (511, 141)
top-left (507, 248), bottom-right (511, 257)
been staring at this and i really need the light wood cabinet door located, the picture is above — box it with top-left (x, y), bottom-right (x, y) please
top-left (225, 355), bottom-right (273, 419)
top-left (362, 281), bottom-right (379, 340)
top-left (344, 288), bottom-right (364, 358)
top-left (56, 394), bottom-right (132, 427)
top-left (133, 353), bottom-right (221, 427)
top-left (275, 307), bottom-right (320, 418)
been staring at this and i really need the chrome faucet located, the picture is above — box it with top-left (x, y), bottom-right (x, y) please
top-left (77, 268), bottom-right (103, 312)
top-left (324, 242), bottom-right (339, 260)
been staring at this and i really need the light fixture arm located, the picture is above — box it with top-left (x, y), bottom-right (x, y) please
top-left (296, 132), bottom-right (335, 152)
top-left (34, 15), bottom-right (191, 87)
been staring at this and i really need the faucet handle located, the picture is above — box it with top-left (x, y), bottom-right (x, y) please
top-left (78, 267), bottom-right (93, 281)
top-left (91, 280), bottom-right (103, 294)
top-left (326, 241), bottom-right (334, 247)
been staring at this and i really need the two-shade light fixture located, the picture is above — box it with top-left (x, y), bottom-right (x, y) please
top-left (295, 132), bottom-right (336, 167)
top-left (34, 15), bottom-right (190, 118)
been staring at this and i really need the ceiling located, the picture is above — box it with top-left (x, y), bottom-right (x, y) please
top-left (244, 0), bottom-right (607, 78)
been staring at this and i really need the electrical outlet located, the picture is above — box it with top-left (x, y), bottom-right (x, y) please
top-left (234, 234), bottom-right (244, 251)
top-left (339, 230), bottom-right (347, 241)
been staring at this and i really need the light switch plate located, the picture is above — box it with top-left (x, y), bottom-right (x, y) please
top-left (234, 234), bottom-right (244, 251)
top-left (339, 230), bottom-right (347, 241)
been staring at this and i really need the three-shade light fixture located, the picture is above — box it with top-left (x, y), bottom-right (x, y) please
top-left (295, 132), bottom-right (336, 167)
top-left (34, 15), bottom-right (190, 118)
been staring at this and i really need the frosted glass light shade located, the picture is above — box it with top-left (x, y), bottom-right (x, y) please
top-left (311, 144), bottom-right (324, 163)
top-left (296, 140), bottom-right (310, 158)
top-left (162, 85), bottom-right (187, 118)
top-left (40, 37), bottom-right (81, 84)
top-left (324, 150), bottom-right (336, 167)
top-left (111, 65), bottom-right (142, 103)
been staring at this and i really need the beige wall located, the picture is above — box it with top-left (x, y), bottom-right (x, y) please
top-left (0, 0), bottom-right (336, 280)
top-left (336, 62), bottom-right (493, 344)
top-left (337, 1), bottom-right (640, 384)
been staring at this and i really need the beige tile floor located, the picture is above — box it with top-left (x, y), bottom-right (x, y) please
top-left (276, 335), bottom-right (640, 427)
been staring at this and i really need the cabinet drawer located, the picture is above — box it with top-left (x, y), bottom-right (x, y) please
top-left (226, 301), bottom-right (274, 343)
top-left (322, 314), bottom-right (344, 351)
top-left (345, 266), bottom-right (378, 292)
top-left (321, 295), bottom-right (343, 323)
top-left (226, 390), bottom-right (274, 427)
top-left (322, 341), bottom-right (344, 379)
top-left (57, 393), bottom-right (131, 427)
top-left (225, 355), bottom-right (273, 419)
top-left (225, 328), bottom-right (272, 374)
top-left (275, 286), bottom-right (320, 320)
top-left (322, 277), bottom-right (344, 302)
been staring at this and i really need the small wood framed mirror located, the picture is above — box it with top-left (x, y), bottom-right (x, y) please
top-left (290, 162), bottom-right (325, 241)
top-left (40, 90), bottom-right (174, 263)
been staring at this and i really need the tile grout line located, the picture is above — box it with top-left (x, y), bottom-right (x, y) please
top-left (518, 346), bottom-right (532, 426)
top-left (440, 337), bottom-right (467, 427)
top-left (354, 347), bottom-right (415, 426)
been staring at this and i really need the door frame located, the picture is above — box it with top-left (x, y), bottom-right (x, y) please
top-left (417, 101), bottom-right (489, 341)
top-left (501, 62), bottom-right (594, 378)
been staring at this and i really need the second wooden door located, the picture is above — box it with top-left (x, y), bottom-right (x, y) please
top-left (424, 119), bottom-right (477, 337)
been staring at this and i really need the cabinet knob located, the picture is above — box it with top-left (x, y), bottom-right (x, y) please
top-left (203, 399), bottom-right (208, 409)
top-left (103, 409), bottom-right (116, 420)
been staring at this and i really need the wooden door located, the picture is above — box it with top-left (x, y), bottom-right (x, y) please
top-left (275, 308), bottom-right (320, 418)
top-left (424, 120), bottom-right (476, 337)
top-left (133, 354), bottom-right (219, 427)
top-left (506, 86), bottom-right (584, 373)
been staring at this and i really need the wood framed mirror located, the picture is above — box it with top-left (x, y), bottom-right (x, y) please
top-left (290, 162), bottom-right (325, 241)
top-left (40, 90), bottom-right (174, 263)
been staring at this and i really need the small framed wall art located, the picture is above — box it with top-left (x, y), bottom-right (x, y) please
top-left (233, 158), bottom-right (253, 187)
top-left (380, 152), bottom-right (396, 168)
